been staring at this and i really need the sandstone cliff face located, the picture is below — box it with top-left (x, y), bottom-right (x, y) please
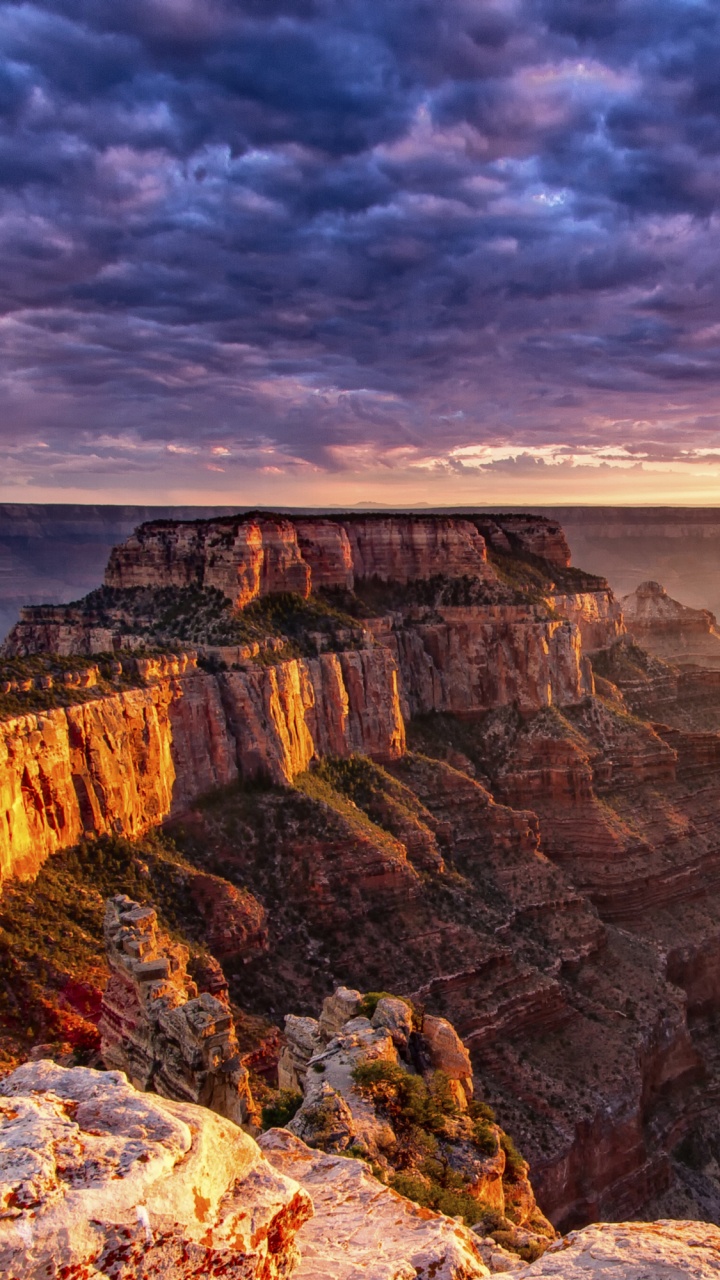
top-left (104, 513), bottom-right (493, 605)
top-left (0, 671), bottom-right (238, 885)
top-left (388, 608), bottom-right (592, 717)
top-left (220, 648), bottom-right (405, 785)
top-left (551, 591), bottom-right (624, 653)
top-left (0, 649), bottom-right (404, 884)
top-left (0, 1059), bottom-right (312, 1280)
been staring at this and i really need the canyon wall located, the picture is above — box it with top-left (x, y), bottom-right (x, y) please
top-left (0, 649), bottom-right (405, 885)
top-left (104, 513), bottom-right (494, 605)
top-left (385, 607), bottom-right (593, 716)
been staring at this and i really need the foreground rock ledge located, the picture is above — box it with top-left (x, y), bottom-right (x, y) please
top-left (260, 1127), bottom-right (490, 1280)
top-left (0, 1060), bottom-right (312, 1279)
top-left (519, 1220), bottom-right (720, 1280)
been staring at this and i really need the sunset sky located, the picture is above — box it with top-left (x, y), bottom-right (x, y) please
top-left (4, 0), bottom-right (720, 505)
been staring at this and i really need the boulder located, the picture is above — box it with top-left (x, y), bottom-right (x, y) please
top-left (422, 1013), bottom-right (474, 1093)
top-left (0, 1060), bottom-right (312, 1280)
top-left (317, 986), bottom-right (362, 1039)
top-left (371, 994), bottom-right (414, 1049)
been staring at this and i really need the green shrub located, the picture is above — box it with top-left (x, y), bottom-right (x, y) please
top-left (261, 1089), bottom-right (303, 1130)
top-left (469, 1099), bottom-right (496, 1123)
top-left (500, 1133), bottom-right (526, 1182)
top-left (472, 1119), bottom-right (498, 1156)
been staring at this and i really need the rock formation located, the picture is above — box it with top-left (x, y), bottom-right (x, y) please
top-left (276, 986), bottom-right (555, 1259)
top-left (520, 1220), bottom-right (720, 1280)
top-left (0, 647), bottom-right (405, 885)
top-left (13, 509), bottom-right (720, 1242)
top-left (622, 580), bottom-right (720, 669)
top-left (99, 895), bottom-right (257, 1130)
top-left (104, 513), bottom-right (495, 604)
top-left (260, 1127), bottom-right (490, 1280)
top-left (0, 1058), bottom-right (312, 1280)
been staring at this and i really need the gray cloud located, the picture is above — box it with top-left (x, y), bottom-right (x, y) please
top-left (3, 0), bottom-right (720, 497)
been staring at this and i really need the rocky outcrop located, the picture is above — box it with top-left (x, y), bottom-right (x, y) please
top-left (260, 1128), bottom-right (490, 1280)
top-left (0, 1058), bottom-right (312, 1280)
top-left (622, 580), bottom-right (720, 669)
top-left (99, 896), bottom-right (258, 1129)
top-left (520, 1220), bottom-right (720, 1280)
top-left (275, 986), bottom-right (555, 1255)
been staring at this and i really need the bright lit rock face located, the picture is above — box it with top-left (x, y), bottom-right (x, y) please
top-left (0, 1060), bottom-right (312, 1280)
top-left (105, 514), bottom-right (493, 603)
top-left (519, 1221), bottom-right (720, 1280)
top-left (0, 649), bottom-right (405, 885)
top-left (259, 1128), bottom-right (490, 1280)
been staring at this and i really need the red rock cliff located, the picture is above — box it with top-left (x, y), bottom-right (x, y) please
top-left (105, 513), bottom-right (495, 605)
top-left (0, 649), bottom-right (405, 885)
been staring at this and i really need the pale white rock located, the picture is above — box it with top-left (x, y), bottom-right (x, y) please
top-left (317, 985), bottom-right (362, 1039)
top-left (289, 1023), bottom-right (398, 1156)
top-left (260, 1127), bottom-right (490, 1280)
top-left (474, 1236), bottom-right (525, 1273)
top-left (0, 1060), bottom-right (312, 1280)
top-left (371, 995), bottom-right (414, 1049)
top-left (520, 1220), bottom-right (720, 1280)
top-left (278, 1014), bottom-right (323, 1091)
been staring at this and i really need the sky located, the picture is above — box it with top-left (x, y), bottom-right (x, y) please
top-left (5, 1), bottom-right (720, 506)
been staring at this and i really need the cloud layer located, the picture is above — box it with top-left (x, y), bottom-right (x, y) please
top-left (4, 0), bottom-right (720, 501)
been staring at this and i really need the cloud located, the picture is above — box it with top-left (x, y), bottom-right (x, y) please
top-left (3, 0), bottom-right (720, 501)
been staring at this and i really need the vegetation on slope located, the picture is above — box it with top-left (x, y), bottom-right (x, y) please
top-left (0, 832), bottom-right (268, 1074)
top-left (0, 653), bottom-right (144, 719)
top-left (60, 585), bottom-right (368, 657)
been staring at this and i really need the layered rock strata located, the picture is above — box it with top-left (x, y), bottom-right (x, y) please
top-left (0, 1059), bottom-right (312, 1280)
top-left (99, 895), bottom-right (258, 1129)
top-left (0, 648), bottom-right (404, 884)
top-left (622, 580), bottom-right (720, 669)
top-left (105, 513), bottom-right (494, 603)
top-left (386, 607), bottom-right (592, 717)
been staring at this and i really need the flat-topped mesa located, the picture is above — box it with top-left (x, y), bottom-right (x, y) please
top-left (99, 894), bottom-right (258, 1130)
top-left (104, 513), bottom-right (495, 606)
top-left (622, 580), bottom-right (720, 669)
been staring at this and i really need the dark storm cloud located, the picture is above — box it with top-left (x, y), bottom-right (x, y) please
top-left (5, 0), bottom-right (720, 493)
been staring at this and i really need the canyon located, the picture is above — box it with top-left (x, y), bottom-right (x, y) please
top-left (5, 510), bottom-right (720, 1258)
